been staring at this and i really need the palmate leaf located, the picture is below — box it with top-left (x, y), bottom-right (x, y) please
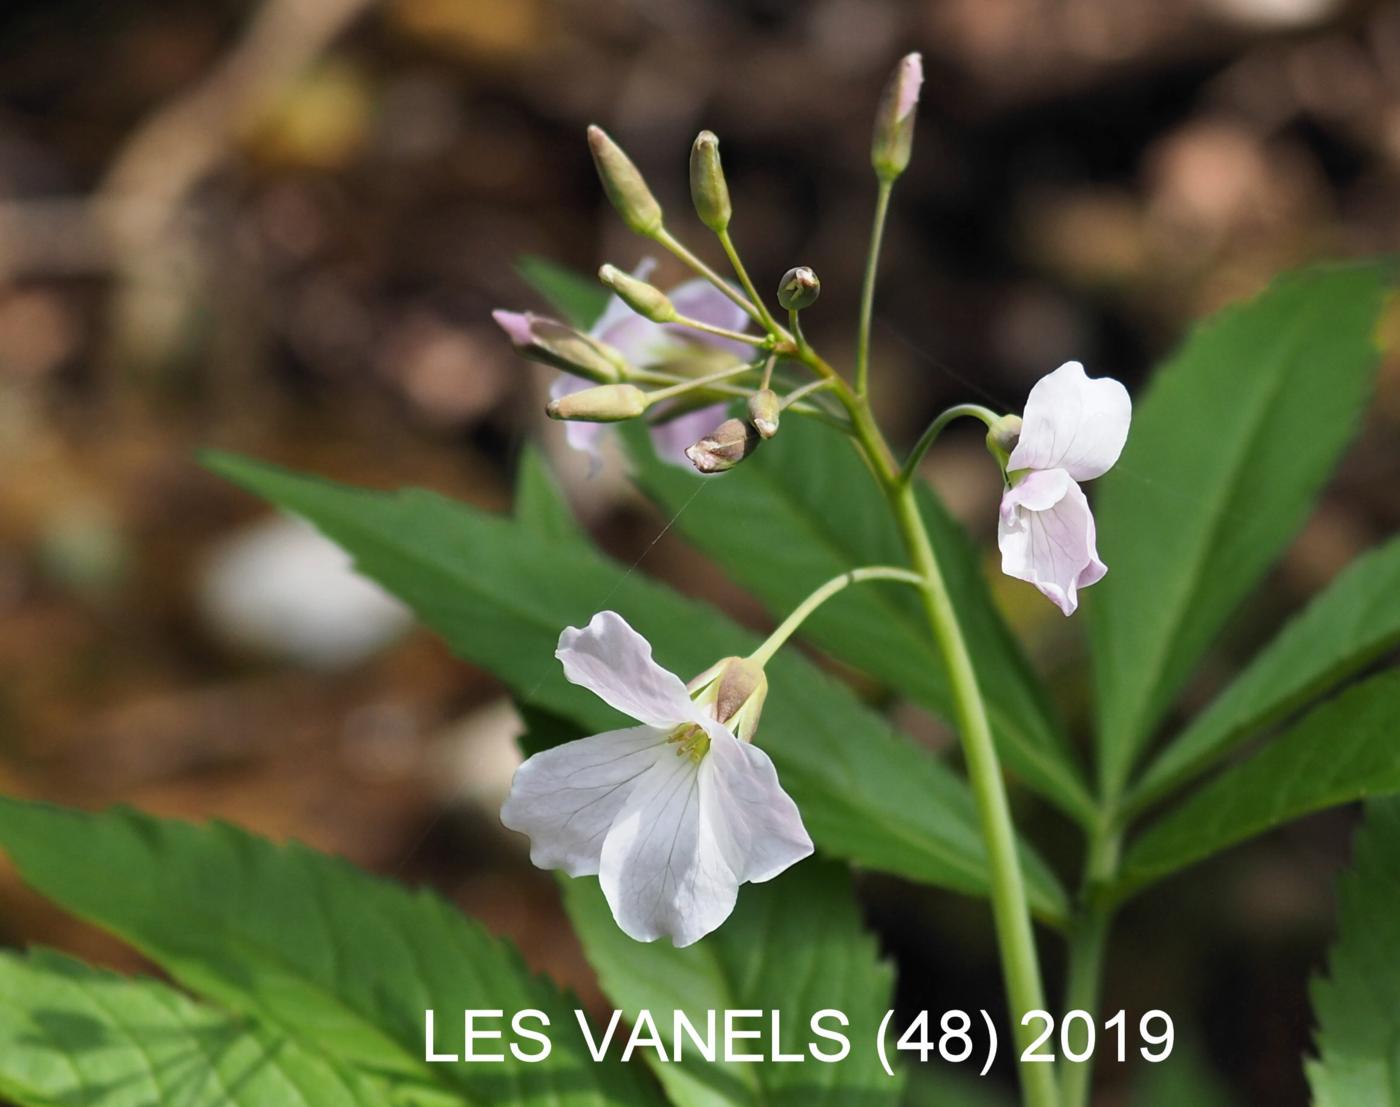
top-left (561, 859), bottom-right (899, 1107)
top-left (204, 452), bottom-right (1069, 921)
top-left (1089, 263), bottom-right (1390, 795)
top-left (1307, 797), bottom-right (1400, 1106)
top-left (1118, 671), bottom-right (1400, 894)
top-left (1133, 534), bottom-right (1400, 809)
top-left (0, 950), bottom-right (391, 1107)
top-left (0, 799), bottom-right (660, 1107)
top-left (625, 421), bottom-right (1092, 825)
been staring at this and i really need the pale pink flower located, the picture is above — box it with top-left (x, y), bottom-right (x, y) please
top-left (501, 611), bottom-right (811, 947)
top-left (998, 361), bottom-right (1132, 616)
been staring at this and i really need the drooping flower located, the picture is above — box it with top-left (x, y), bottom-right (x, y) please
top-left (997, 361), bottom-right (1132, 616)
top-left (500, 611), bottom-right (812, 947)
top-left (547, 260), bottom-right (752, 465)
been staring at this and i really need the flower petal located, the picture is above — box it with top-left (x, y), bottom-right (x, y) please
top-left (500, 725), bottom-right (669, 876)
top-left (598, 750), bottom-right (738, 947)
top-left (1007, 361), bottom-right (1131, 482)
top-left (664, 279), bottom-right (752, 359)
top-left (700, 723), bottom-right (813, 884)
top-left (556, 610), bottom-right (694, 728)
top-left (998, 469), bottom-right (1105, 616)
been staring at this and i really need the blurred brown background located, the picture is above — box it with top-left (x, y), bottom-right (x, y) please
top-left (2, 1), bottom-right (1399, 1103)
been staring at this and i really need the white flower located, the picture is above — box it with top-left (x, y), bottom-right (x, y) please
top-left (500, 611), bottom-right (812, 947)
top-left (552, 260), bottom-right (753, 465)
top-left (998, 361), bottom-right (1132, 616)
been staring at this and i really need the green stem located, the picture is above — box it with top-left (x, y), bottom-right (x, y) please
top-left (644, 361), bottom-right (760, 404)
top-left (855, 178), bottom-right (893, 398)
top-left (718, 228), bottom-right (781, 334)
top-left (899, 403), bottom-right (1000, 484)
top-left (672, 314), bottom-right (769, 347)
top-left (1058, 827), bottom-right (1121, 1107)
top-left (887, 481), bottom-right (1061, 1107)
top-left (653, 228), bottom-right (768, 329)
top-left (747, 566), bottom-right (924, 667)
top-left (789, 308), bottom-right (808, 355)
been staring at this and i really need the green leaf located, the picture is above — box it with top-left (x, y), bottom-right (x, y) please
top-left (1307, 797), bottom-right (1400, 1106)
top-left (624, 419), bottom-right (1092, 825)
top-left (1133, 534), bottom-right (1400, 809)
top-left (0, 799), bottom-right (660, 1107)
top-left (204, 452), bottom-right (1069, 922)
top-left (0, 950), bottom-right (391, 1107)
top-left (1119, 671), bottom-right (1400, 894)
top-left (1089, 263), bottom-right (1390, 794)
top-left (517, 256), bottom-right (610, 330)
top-left (562, 859), bottom-right (900, 1107)
top-left (514, 446), bottom-right (582, 543)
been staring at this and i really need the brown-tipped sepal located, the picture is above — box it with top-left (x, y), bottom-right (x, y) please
top-left (684, 417), bottom-right (762, 473)
top-left (688, 656), bottom-right (768, 741)
top-left (547, 383), bottom-right (649, 423)
top-left (587, 125), bottom-right (663, 237)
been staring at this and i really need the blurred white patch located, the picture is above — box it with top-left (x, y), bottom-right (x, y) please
top-left (428, 698), bottom-right (524, 814)
top-left (199, 514), bottom-right (412, 669)
top-left (1203, 0), bottom-right (1339, 30)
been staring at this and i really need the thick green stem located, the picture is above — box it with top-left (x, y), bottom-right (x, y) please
top-left (887, 481), bottom-right (1061, 1107)
top-left (855, 179), bottom-right (893, 398)
top-left (1058, 826), bottom-right (1120, 1107)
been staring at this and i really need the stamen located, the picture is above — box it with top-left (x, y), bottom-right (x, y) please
top-left (666, 723), bottom-right (711, 763)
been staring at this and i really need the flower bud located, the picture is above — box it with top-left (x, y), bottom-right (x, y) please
top-left (598, 263), bottom-right (676, 323)
top-left (688, 656), bottom-right (768, 741)
top-left (985, 413), bottom-right (1023, 471)
top-left (747, 388), bottom-right (781, 439)
top-left (777, 266), bottom-right (820, 311)
top-left (493, 309), bottom-right (624, 383)
top-left (587, 125), bottom-right (663, 237)
top-left (871, 52), bottom-right (923, 181)
top-left (685, 417), bottom-right (762, 474)
top-left (689, 130), bottom-right (732, 233)
top-left (547, 383), bottom-right (649, 422)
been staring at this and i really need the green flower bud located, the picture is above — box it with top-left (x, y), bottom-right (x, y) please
top-left (985, 413), bottom-right (1023, 471)
top-left (871, 52), bottom-right (923, 181)
top-left (684, 417), bottom-right (762, 474)
top-left (689, 130), bottom-right (732, 233)
top-left (547, 383), bottom-right (649, 422)
top-left (493, 310), bottom-right (624, 383)
top-left (777, 266), bottom-right (820, 311)
top-left (747, 388), bottom-right (781, 439)
top-left (587, 125), bottom-right (663, 237)
top-left (688, 655), bottom-right (768, 741)
top-left (598, 263), bottom-right (676, 323)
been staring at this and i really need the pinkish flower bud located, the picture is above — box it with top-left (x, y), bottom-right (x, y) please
top-left (747, 389), bottom-right (781, 439)
top-left (493, 309), bottom-right (624, 383)
top-left (871, 53), bottom-right (923, 181)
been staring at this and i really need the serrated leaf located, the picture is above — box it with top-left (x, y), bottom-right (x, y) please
top-left (624, 419), bottom-right (1092, 825)
top-left (1089, 263), bottom-right (1390, 794)
top-left (1133, 535), bottom-right (1400, 809)
top-left (517, 256), bottom-right (610, 330)
top-left (0, 799), bottom-right (661, 1107)
top-left (204, 452), bottom-right (1069, 922)
top-left (0, 949), bottom-right (390, 1107)
top-left (1119, 672), bottom-right (1400, 894)
top-left (562, 859), bottom-right (899, 1107)
top-left (1307, 797), bottom-right (1400, 1106)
